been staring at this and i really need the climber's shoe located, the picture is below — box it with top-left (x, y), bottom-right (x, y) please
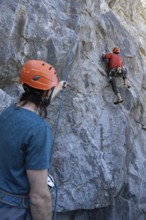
top-left (124, 84), bottom-right (131, 89)
top-left (114, 99), bottom-right (123, 105)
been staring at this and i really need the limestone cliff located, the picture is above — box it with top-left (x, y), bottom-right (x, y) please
top-left (0, 0), bottom-right (146, 220)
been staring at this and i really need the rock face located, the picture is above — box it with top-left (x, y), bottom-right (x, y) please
top-left (1, 0), bottom-right (146, 219)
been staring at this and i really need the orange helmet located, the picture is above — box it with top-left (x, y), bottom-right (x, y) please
top-left (19, 60), bottom-right (58, 90)
top-left (113, 47), bottom-right (120, 53)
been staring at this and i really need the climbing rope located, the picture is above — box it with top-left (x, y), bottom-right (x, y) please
top-left (49, 1), bottom-right (82, 220)
top-left (51, 10), bottom-right (81, 154)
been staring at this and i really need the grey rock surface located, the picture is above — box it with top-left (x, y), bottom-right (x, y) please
top-left (0, 0), bottom-right (146, 219)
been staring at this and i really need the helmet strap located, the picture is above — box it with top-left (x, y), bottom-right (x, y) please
top-left (44, 87), bottom-right (55, 107)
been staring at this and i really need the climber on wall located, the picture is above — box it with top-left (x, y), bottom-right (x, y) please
top-left (103, 46), bottom-right (130, 104)
top-left (0, 60), bottom-right (68, 220)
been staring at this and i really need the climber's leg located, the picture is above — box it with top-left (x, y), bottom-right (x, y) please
top-left (123, 77), bottom-right (131, 88)
top-left (122, 67), bottom-right (130, 88)
top-left (110, 78), bottom-right (123, 104)
top-left (113, 93), bottom-right (123, 104)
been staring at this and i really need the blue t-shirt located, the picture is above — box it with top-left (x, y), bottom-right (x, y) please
top-left (0, 105), bottom-right (52, 195)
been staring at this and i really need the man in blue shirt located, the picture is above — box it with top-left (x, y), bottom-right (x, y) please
top-left (0, 60), bottom-right (67, 220)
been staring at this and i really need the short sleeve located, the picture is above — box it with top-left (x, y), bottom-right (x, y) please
top-left (105, 53), bottom-right (112, 59)
top-left (25, 125), bottom-right (52, 170)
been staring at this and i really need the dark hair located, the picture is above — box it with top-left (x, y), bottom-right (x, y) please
top-left (19, 84), bottom-right (49, 118)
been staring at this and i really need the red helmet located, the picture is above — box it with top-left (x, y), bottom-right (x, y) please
top-left (19, 60), bottom-right (58, 90)
top-left (113, 47), bottom-right (120, 53)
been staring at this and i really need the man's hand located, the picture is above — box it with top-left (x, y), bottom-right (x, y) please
top-left (58, 81), bottom-right (70, 89)
top-left (51, 81), bottom-right (70, 101)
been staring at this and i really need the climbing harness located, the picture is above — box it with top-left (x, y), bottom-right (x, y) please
top-left (109, 66), bottom-right (126, 78)
top-left (0, 190), bottom-right (30, 208)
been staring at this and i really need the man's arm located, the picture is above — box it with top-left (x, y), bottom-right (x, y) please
top-left (27, 169), bottom-right (52, 220)
top-left (104, 53), bottom-right (112, 59)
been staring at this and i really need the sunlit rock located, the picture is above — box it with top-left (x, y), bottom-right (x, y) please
top-left (0, 1), bottom-right (146, 220)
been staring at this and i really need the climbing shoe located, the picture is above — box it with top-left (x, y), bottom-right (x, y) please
top-left (114, 99), bottom-right (123, 105)
top-left (124, 84), bottom-right (131, 89)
